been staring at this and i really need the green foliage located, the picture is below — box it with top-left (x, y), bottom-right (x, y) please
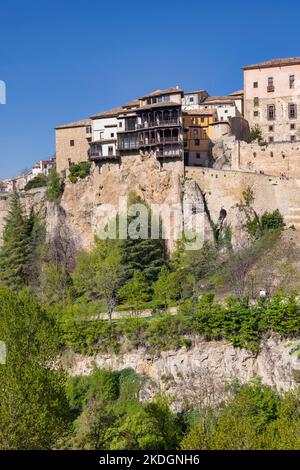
top-left (24, 173), bottom-right (48, 191)
top-left (120, 193), bottom-right (166, 284)
top-left (61, 293), bottom-right (300, 356)
top-left (152, 266), bottom-right (180, 308)
top-left (72, 239), bottom-right (124, 318)
top-left (68, 162), bottom-right (92, 184)
top-left (249, 124), bottom-right (262, 143)
top-left (0, 288), bottom-right (71, 449)
top-left (0, 194), bottom-right (37, 291)
top-left (181, 379), bottom-right (300, 450)
top-left (246, 209), bottom-right (284, 239)
top-left (38, 262), bottom-right (72, 305)
top-left (47, 168), bottom-right (64, 202)
top-left (119, 270), bottom-right (150, 313)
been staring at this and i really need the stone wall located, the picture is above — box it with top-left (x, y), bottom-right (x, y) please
top-left (65, 335), bottom-right (300, 412)
top-left (185, 166), bottom-right (300, 246)
top-left (232, 141), bottom-right (300, 178)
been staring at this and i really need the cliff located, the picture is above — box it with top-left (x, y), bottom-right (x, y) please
top-left (64, 335), bottom-right (300, 412)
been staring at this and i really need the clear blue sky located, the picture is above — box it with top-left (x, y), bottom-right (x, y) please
top-left (0, 0), bottom-right (299, 179)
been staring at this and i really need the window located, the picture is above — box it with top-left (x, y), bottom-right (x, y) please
top-left (254, 110), bottom-right (259, 117)
top-left (289, 103), bottom-right (297, 119)
top-left (110, 133), bottom-right (114, 138)
top-left (193, 129), bottom-right (198, 137)
top-left (269, 125), bottom-right (274, 132)
top-left (119, 122), bottom-right (122, 127)
top-left (196, 153), bottom-right (201, 159)
top-left (108, 146), bottom-right (114, 155)
top-left (269, 136), bottom-right (274, 143)
top-left (289, 75), bottom-right (295, 89)
top-left (253, 81), bottom-right (258, 88)
top-left (268, 77), bottom-right (274, 92)
top-left (194, 139), bottom-right (200, 145)
top-left (254, 97), bottom-right (259, 106)
top-left (224, 110), bottom-right (228, 114)
top-left (85, 126), bottom-right (92, 134)
top-left (291, 135), bottom-right (296, 142)
top-left (189, 97), bottom-right (194, 102)
top-left (201, 117), bottom-right (205, 123)
top-left (291, 123), bottom-right (296, 130)
top-left (70, 140), bottom-right (75, 146)
top-left (267, 104), bottom-right (275, 120)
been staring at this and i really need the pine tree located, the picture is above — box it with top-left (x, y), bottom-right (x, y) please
top-left (120, 193), bottom-right (166, 284)
top-left (0, 194), bottom-right (32, 291)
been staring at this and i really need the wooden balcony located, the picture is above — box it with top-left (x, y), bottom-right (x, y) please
top-left (139, 136), bottom-right (180, 147)
top-left (141, 118), bottom-right (180, 129)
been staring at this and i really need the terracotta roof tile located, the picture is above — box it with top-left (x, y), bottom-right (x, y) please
top-left (242, 57), bottom-right (300, 70)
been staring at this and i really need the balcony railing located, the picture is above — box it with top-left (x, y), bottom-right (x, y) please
top-left (139, 136), bottom-right (180, 146)
top-left (141, 119), bottom-right (180, 129)
top-left (118, 141), bottom-right (139, 151)
top-left (89, 150), bottom-right (118, 160)
top-left (156, 150), bottom-right (182, 158)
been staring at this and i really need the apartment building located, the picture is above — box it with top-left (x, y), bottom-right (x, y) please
top-left (135, 88), bottom-right (184, 161)
top-left (183, 109), bottom-right (218, 166)
top-left (243, 57), bottom-right (300, 143)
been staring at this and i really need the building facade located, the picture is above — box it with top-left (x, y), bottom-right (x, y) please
top-left (183, 109), bottom-right (218, 166)
top-left (55, 119), bottom-right (92, 174)
top-left (243, 57), bottom-right (300, 143)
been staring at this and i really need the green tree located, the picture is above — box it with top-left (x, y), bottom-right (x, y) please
top-left (153, 266), bottom-right (179, 308)
top-left (119, 270), bottom-right (150, 314)
top-left (47, 168), bottom-right (64, 202)
top-left (38, 262), bottom-right (72, 305)
top-left (120, 193), bottom-right (165, 284)
top-left (0, 288), bottom-right (71, 449)
top-left (0, 194), bottom-right (32, 290)
top-left (72, 239), bottom-right (124, 318)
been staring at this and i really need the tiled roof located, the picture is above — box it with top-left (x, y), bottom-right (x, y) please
top-left (138, 101), bottom-right (181, 111)
top-left (242, 57), bottom-right (300, 70)
top-left (139, 87), bottom-right (183, 99)
top-left (228, 89), bottom-right (244, 96)
top-left (55, 118), bottom-right (91, 130)
top-left (183, 109), bottom-right (217, 116)
top-left (184, 90), bottom-right (207, 95)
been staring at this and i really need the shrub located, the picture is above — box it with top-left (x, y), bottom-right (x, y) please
top-left (24, 174), bottom-right (48, 191)
top-left (68, 162), bottom-right (91, 184)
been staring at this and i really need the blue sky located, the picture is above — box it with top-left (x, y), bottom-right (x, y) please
top-left (0, 0), bottom-right (300, 178)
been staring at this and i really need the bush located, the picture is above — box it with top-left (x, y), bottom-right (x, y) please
top-left (24, 174), bottom-right (48, 191)
top-left (47, 168), bottom-right (64, 202)
top-left (68, 162), bottom-right (91, 184)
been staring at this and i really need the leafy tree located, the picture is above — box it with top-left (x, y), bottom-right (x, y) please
top-left (38, 262), bottom-right (72, 305)
top-left (72, 239), bottom-right (124, 318)
top-left (119, 270), bottom-right (150, 314)
top-left (153, 266), bottom-right (179, 308)
top-left (249, 124), bottom-right (262, 143)
top-left (0, 288), bottom-right (71, 449)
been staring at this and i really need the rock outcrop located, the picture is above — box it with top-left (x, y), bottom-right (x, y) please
top-left (64, 335), bottom-right (300, 412)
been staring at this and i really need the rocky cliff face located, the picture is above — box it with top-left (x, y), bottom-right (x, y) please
top-left (64, 335), bottom-right (300, 412)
